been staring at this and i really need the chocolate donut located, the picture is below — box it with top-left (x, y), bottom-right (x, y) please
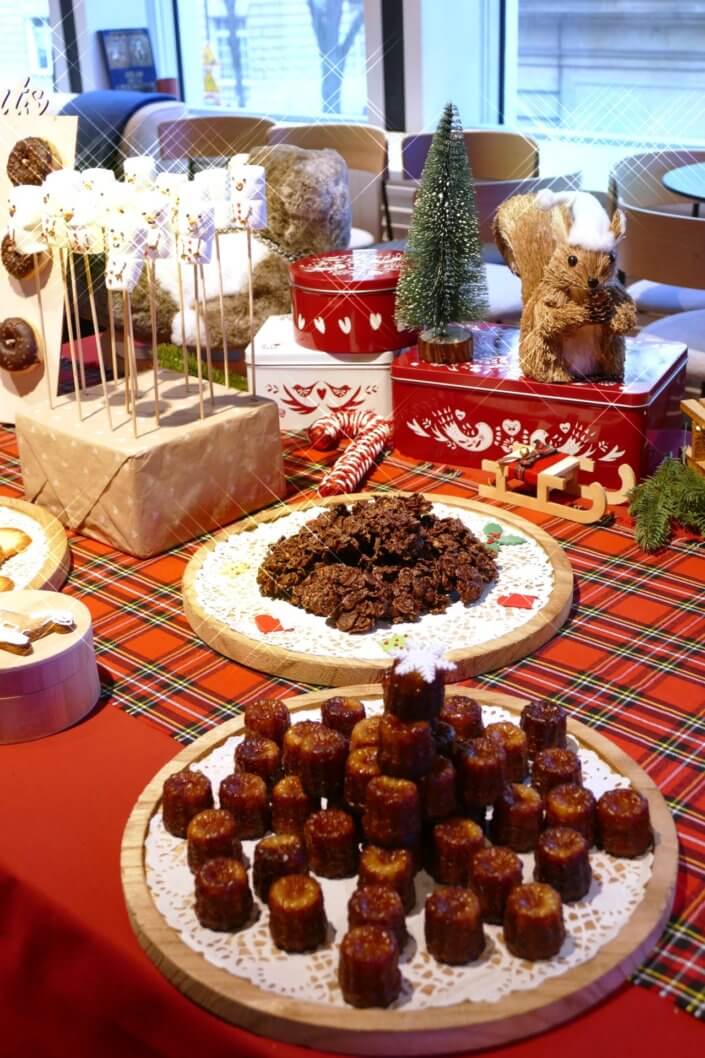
top-left (7, 136), bottom-right (57, 186)
top-left (0, 318), bottom-right (39, 373)
top-left (1, 234), bottom-right (43, 280)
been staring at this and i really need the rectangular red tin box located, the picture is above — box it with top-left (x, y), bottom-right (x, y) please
top-left (392, 324), bottom-right (687, 489)
top-left (289, 248), bottom-right (417, 355)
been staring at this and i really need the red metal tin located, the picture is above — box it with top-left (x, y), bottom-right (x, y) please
top-left (392, 324), bottom-right (687, 489)
top-left (289, 249), bottom-right (417, 354)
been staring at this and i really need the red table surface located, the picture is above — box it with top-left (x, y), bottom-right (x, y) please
top-left (1, 422), bottom-right (703, 1058)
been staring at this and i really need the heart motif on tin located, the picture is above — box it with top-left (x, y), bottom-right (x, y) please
top-left (338, 317), bottom-right (352, 335)
top-left (502, 419), bottom-right (521, 437)
top-left (560, 422), bottom-right (571, 433)
top-left (313, 317), bottom-right (326, 334)
top-left (297, 314), bottom-right (306, 329)
top-left (316, 386), bottom-right (326, 399)
top-left (369, 312), bottom-right (382, 331)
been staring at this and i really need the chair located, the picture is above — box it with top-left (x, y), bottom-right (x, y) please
top-left (609, 150), bottom-right (705, 319)
top-left (619, 204), bottom-right (705, 397)
top-left (158, 115), bottom-right (275, 167)
top-left (401, 129), bottom-right (539, 182)
top-left (267, 123), bottom-right (391, 244)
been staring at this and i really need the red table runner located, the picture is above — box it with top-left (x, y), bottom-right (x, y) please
top-left (1, 423), bottom-right (703, 1026)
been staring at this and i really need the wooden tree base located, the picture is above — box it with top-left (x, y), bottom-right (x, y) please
top-left (418, 325), bottom-right (472, 364)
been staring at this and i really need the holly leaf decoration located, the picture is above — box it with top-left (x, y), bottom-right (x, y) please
top-left (483, 523), bottom-right (526, 551)
top-left (484, 522), bottom-right (504, 537)
top-left (498, 534), bottom-right (525, 546)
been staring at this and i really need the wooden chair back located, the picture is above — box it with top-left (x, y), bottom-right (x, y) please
top-left (618, 204), bottom-right (705, 288)
top-left (157, 115), bottom-right (275, 161)
top-left (475, 171), bottom-right (581, 244)
top-left (609, 149), bottom-right (705, 211)
top-left (267, 123), bottom-right (390, 240)
top-left (401, 129), bottom-right (539, 181)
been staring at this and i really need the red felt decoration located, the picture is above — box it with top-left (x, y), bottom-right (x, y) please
top-left (255, 615), bottom-right (291, 633)
top-left (497, 594), bottom-right (537, 610)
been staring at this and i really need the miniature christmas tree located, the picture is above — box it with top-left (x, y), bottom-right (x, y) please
top-left (395, 101), bottom-right (487, 363)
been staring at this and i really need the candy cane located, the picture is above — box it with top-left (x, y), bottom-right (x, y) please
top-left (318, 420), bottom-right (393, 496)
top-left (308, 408), bottom-right (382, 450)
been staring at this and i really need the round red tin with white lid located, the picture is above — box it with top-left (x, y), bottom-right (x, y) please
top-left (289, 248), bottom-right (417, 354)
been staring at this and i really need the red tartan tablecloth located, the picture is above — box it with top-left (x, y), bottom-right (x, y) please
top-left (0, 423), bottom-right (703, 1058)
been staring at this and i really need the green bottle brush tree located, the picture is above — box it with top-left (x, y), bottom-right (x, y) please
top-left (395, 101), bottom-right (487, 363)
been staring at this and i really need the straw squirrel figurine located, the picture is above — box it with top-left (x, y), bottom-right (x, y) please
top-left (494, 190), bottom-right (636, 382)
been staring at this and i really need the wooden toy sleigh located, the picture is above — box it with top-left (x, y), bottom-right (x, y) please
top-left (478, 441), bottom-right (636, 523)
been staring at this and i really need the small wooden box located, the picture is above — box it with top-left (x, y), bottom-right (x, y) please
top-left (0, 591), bottom-right (100, 744)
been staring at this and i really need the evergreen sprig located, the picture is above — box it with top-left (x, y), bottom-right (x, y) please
top-left (628, 457), bottom-right (705, 551)
top-left (395, 101), bottom-right (488, 338)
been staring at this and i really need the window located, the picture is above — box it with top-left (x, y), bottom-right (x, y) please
top-left (0, 3), bottom-right (54, 93)
top-left (177, 0), bottom-right (369, 121)
top-left (506, 0), bottom-right (705, 187)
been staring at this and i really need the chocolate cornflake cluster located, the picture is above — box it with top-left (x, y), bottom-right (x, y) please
top-left (256, 495), bottom-right (498, 634)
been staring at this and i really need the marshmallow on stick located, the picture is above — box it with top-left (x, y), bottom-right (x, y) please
top-left (8, 186), bottom-right (47, 254)
top-left (123, 155), bottom-right (157, 191)
top-left (228, 157), bottom-right (267, 230)
top-left (176, 195), bottom-right (216, 264)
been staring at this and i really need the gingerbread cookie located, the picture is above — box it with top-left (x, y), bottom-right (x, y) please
top-left (0, 527), bottom-right (32, 561)
top-left (1, 233), bottom-right (43, 280)
top-left (0, 318), bottom-right (40, 373)
top-left (7, 136), bottom-right (57, 186)
top-left (0, 624), bottom-right (31, 655)
top-left (0, 607), bottom-right (75, 642)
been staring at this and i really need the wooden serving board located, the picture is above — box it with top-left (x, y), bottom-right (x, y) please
top-left (182, 492), bottom-right (574, 686)
top-left (121, 686), bottom-right (677, 1056)
top-left (0, 497), bottom-right (70, 591)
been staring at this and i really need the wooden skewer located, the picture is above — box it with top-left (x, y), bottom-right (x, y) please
top-left (67, 253), bottom-right (86, 390)
top-left (214, 232), bottom-right (229, 389)
top-left (198, 262), bottom-right (215, 408)
top-left (32, 254), bottom-right (52, 410)
top-left (82, 254), bottom-right (114, 431)
top-left (246, 226), bottom-right (257, 401)
top-left (58, 250), bottom-right (82, 419)
top-left (123, 290), bottom-right (139, 438)
top-left (107, 291), bottom-right (118, 390)
top-left (192, 265), bottom-right (205, 420)
top-left (146, 260), bottom-right (161, 426)
top-left (176, 261), bottom-right (190, 392)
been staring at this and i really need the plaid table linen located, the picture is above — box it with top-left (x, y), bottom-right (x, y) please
top-left (0, 422), bottom-right (702, 1019)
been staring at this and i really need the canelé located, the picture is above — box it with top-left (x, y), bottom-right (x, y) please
top-left (485, 722), bottom-right (528, 783)
top-left (504, 882), bottom-right (565, 960)
top-left (470, 846), bottom-right (523, 924)
top-left (219, 771), bottom-right (270, 839)
top-left (186, 808), bottom-right (242, 873)
top-left (235, 735), bottom-right (281, 787)
top-left (440, 696), bottom-right (484, 740)
top-left (545, 783), bottom-right (596, 845)
top-left (253, 833), bottom-right (308, 901)
top-left (597, 788), bottom-right (652, 858)
top-left (520, 701), bottom-right (567, 758)
top-left (304, 808), bottom-right (359, 877)
top-left (338, 925), bottom-right (401, 1008)
top-left (271, 774), bottom-right (318, 836)
top-left (418, 756), bottom-right (457, 821)
top-left (430, 817), bottom-right (484, 886)
top-left (358, 845), bottom-right (415, 912)
top-left (194, 857), bottom-right (252, 931)
top-left (362, 776), bottom-right (421, 848)
top-left (348, 884), bottom-right (407, 948)
top-left (378, 714), bottom-right (434, 780)
top-left (344, 746), bottom-right (381, 811)
top-left (162, 766), bottom-right (214, 838)
top-left (490, 783), bottom-right (542, 852)
top-left (425, 887), bottom-right (485, 965)
top-left (268, 874), bottom-right (327, 952)
top-left (243, 697), bottom-right (290, 745)
top-left (532, 747), bottom-right (582, 797)
top-left (535, 826), bottom-right (591, 902)
top-left (321, 696), bottom-right (366, 739)
top-left (457, 736), bottom-right (507, 808)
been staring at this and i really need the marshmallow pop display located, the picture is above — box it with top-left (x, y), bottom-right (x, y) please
top-left (228, 158), bottom-right (268, 399)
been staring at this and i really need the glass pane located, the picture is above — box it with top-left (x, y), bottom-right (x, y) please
top-left (513, 0), bottom-right (705, 187)
top-left (180, 0), bottom-right (368, 120)
top-left (0, 2), bottom-right (54, 92)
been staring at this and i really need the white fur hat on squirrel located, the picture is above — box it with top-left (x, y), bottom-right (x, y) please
top-left (535, 189), bottom-right (618, 252)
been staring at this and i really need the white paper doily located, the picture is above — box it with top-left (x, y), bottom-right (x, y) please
top-left (192, 503), bottom-right (555, 662)
top-left (0, 506), bottom-right (50, 589)
top-left (145, 701), bottom-right (652, 1010)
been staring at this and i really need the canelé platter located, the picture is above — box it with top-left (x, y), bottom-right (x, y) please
top-left (0, 497), bottom-right (70, 592)
top-left (121, 686), bottom-right (676, 1055)
top-left (182, 492), bottom-right (574, 686)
